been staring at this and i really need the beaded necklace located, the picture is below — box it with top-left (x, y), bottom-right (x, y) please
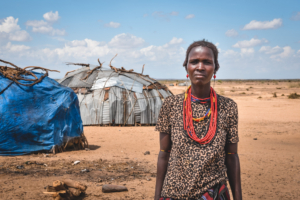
top-left (183, 86), bottom-right (218, 145)
top-left (191, 94), bottom-right (211, 122)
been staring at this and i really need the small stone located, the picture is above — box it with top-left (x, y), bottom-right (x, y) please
top-left (144, 151), bottom-right (150, 155)
top-left (85, 148), bottom-right (90, 151)
top-left (81, 168), bottom-right (90, 173)
top-left (16, 165), bottom-right (24, 169)
top-left (253, 138), bottom-right (258, 140)
top-left (102, 184), bottom-right (128, 193)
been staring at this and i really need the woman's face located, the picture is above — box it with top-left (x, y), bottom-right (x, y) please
top-left (186, 46), bottom-right (215, 87)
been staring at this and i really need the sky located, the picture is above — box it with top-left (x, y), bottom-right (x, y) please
top-left (0, 0), bottom-right (299, 79)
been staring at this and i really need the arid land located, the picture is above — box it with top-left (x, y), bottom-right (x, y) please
top-left (0, 80), bottom-right (300, 200)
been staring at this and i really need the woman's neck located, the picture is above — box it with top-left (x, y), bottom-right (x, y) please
top-left (190, 82), bottom-right (211, 99)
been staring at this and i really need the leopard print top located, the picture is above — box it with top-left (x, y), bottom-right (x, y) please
top-left (155, 93), bottom-right (239, 199)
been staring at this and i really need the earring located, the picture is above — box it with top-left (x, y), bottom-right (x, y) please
top-left (186, 74), bottom-right (189, 78)
top-left (213, 73), bottom-right (216, 88)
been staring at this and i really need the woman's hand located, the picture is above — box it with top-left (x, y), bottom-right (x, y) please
top-left (225, 143), bottom-right (242, 200)
top-left (154, 132), bottom-right (172, 200)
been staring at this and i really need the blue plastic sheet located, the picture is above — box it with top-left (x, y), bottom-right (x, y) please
top-left (0, 72), bottom-right (83, 156)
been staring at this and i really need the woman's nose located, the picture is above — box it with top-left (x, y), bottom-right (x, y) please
top-left (196, 62), bottom-right (205, 70)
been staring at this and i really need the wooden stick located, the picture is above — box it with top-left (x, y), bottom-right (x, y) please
top-left (63, 179), bottom-right (87, 192)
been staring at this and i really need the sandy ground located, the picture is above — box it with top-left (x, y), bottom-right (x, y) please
top-left (0, 81), bottom-right (300, 200)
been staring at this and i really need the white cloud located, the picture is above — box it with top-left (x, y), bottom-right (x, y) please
top-left (5, 42), bottom-right (30, 52)
top-left (43, 11), bottom-right (60, 22)
top-left (0, 16), bottom-right (20, 33)
top-left (109, 33), bottom-right (145, 48)
top-left (26, 20), bottom-right (48, 27)
top-left (297, 49), bottom-right (300, 54)
top-left (105, 22), bottom-right (121, 28)
top-left (223, 49), bottom-right (239, 57)
top-left (241, 48), bottom-right (255, 56)
top-left (170, 11), bottom-right (179, 16)
top-left (130, 37), bottom-right (184, 61)
top-left (31, 25), bottom-right (65, 36)
top-left (259, 46), bottom-right (282, 54)
top-left (242, 18), bottom-right (282, 30)
top-left (8, 30), bottom-right (31, 41)
top-left (291, 12), bottom-right (300, 21)
top-left (225, 29), bottom-right (238, 37)
top-left (233, 38), bottom-right (268, 48)
top-left (270, 46), bottom-right (294, 59)
top-left (185, 14), bottom-right (195, 19)
top-left (0, 16), bottom-right (31, 41)
top-left (169, 37), bottom-right (183, 45)
top-left (26, 14), bottom-right (65, 36)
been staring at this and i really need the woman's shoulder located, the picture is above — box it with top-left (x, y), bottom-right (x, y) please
top-left (217, 94), bottom-right (237, 108)
top-left (164, 93), bottom-right (185, 105)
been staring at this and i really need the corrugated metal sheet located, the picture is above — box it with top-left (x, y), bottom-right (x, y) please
top-left (91, 75), bottom-right (143, 93)
top-left (135, 92), bottom-right (148, 124)
top-left (109, 87), bottom-right (123, 124)
top-left (144, 90), bottom-right (155, 124)
top-left (121, 72), bottom-right (153, 86)
top-left (134, 95), bottom-right (141, 123)
top-left (124, 91), bottom-right (135, 125)
top-left (103, 100), bottom-right (110, 124)
top-left (60, 76), bottom-right (73, 87)
top-left (58, 67), bottom-right (90, 84)
top-left (150, 89), bottom-right (163, 123)
top-left (97, 70), bottom-right (119, 79)
top-left (79, 90), bottom-right (105, 125)
top-left (68, 71), bottom-right (94, 88)
top-left (158, 89), bottom-right (169, 99)
top-left (59, 66), bottom-right (174, 126)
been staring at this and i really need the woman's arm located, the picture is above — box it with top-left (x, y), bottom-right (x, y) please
top-left (154, 132), bottom-right (172, 200)
top-left (225, 143), bottom-right (242, 200)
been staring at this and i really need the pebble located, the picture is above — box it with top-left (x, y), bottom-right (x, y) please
top-left (102, 184), bottom-right (128, 193)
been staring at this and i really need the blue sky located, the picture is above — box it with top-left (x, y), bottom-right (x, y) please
top-left (0, 0), bottom-right (299, 79)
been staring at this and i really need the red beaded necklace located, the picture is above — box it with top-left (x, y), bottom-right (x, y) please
top-left (183, 86), bottom-right (218, 145)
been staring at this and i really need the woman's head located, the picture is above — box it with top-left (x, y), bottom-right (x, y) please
top-left (183, 39), bottom-right (219, 73)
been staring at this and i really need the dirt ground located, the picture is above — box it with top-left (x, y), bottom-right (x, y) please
top-left (0, 80), bottom-right (300, 200)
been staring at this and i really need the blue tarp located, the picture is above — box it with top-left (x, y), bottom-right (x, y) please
top-left (0, 72), bottom-right (83, 156)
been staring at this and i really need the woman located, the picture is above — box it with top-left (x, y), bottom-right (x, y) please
top-left (154, 40), bottom-right (242, 200)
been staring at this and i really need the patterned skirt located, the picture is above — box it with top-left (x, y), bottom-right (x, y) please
top-left (159, 183), bottom-right (230, 200)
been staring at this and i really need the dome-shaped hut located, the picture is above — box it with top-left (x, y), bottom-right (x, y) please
top-left (58, 58), bottom-right (173, 126)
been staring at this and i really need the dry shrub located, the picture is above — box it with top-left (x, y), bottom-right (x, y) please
top-left (217, 88), bottom-right (225, 95)
top-left (240, 92), bottom-right (246, 94)
top-left (289, 83), bottom-right (300, 88)
top-left (258, 96), bottom-right (262, 99)
top-left (273, 92), bottom-right (277, 98)
top-left (288, 93), bottom-right (300, 99)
